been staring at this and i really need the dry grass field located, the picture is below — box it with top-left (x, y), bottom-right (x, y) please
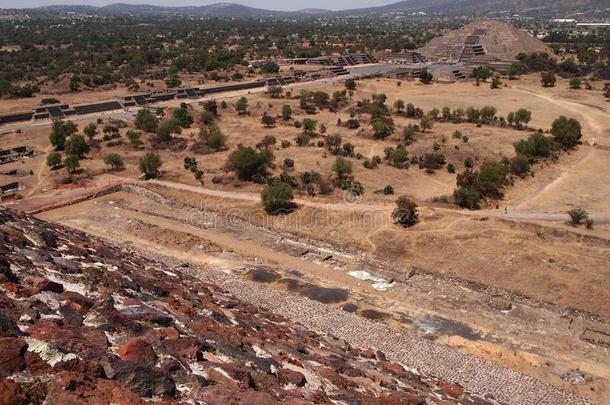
top-left (3, 72), bottom-right (610, 403)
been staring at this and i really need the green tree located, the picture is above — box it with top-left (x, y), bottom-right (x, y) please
top-left (513, 108), bottom-right (532, 128)
top-left (510, 154), bottom-right (531, 177)
top-left (135, 109), bottom-right (159, 132)
top-left (392, 196), bottom-right (419, 227)
top-left (420, 115), bottom-right (433, 132)
top-left (541, 72), bottom-right (556, 87)
top-left (260, 61), bottom-right (280, 74)
top-left (332, 157), bottom-right (352, 179)
top-left (514, 132), bottom-right (550, 158)
top-left (261, 182), bottom-right (294, 214)
top-left (172, 106), bottom-right (193, 128)
top-left (507, 63), bottom-right (520, 80)
top-left (281, 105), bottom-right (293, 121)
top-left (394, 99), bottom-right (405, 114)
top-left (261, 113), bottom-right (276, 128)
top-left (228, 146), bottom-right (270, 180)
top-left (302, 118), bottom-right (317, 135)
top-left (126, 130), bottom-right (142, 148)
top-left (479, 160), bottom-right (506, 198)
top-left (64, 134), bottom-right (90, 158)
top-left (46, 152), bottom-right (62, 169)
top-left (139, 152), bottom-right (162, 179)
top-left (569, 77), bottom-right (582, 89)
top-left (344, 79), bottom-right (357, 91)
top-left (454, 186), bottom-right (481, 209)
top-left (199, 124), bottom-right (227, 150)
top-left (419, 69), bottom-right (433, 84)
top-left (83, 123), bottom-right (97, 140)
top-left (156, 119), bottom-right (181, 142)
top-left (551, 116), bottom-right (582, 150)
top-left (49, 120), bottom-right (78, 151)
top-left (235, 97), bottom-right (249, 115)
top-left (64, 154), bottom-right (80, 174)
top-left (103, 153), bottom-right (124, 170)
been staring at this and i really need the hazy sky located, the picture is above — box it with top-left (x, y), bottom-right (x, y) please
top-left (2, 0), bottom-right (396, 11)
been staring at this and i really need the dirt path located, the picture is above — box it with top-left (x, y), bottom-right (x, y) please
top-left (508, 86), bottom-right (608, 212)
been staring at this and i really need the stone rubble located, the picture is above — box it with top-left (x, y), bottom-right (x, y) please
top-left (1, 207), bottom-right (498, 404)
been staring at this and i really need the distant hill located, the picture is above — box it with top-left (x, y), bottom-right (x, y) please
top-left (10, 0), bottom-right (609, 17)
top-left (341, 0), bottom-right (608, 16)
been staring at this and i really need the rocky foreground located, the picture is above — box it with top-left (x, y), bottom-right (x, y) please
top-left (0, 207), bottom-right (492, 404)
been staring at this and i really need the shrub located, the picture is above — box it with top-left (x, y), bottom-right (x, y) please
top-left (568, 208), bottom-right (588, 225)
top-left (261, 113), bottom-right (276, 128)
top-left (199, 125), bottom-right (227, 151)
top-left (332, 157), bottom-right (352, 179)
top-left (281, 105), bottom-right (292, 121)
top-left (515, 132), bottom-right (551, 158)
top-left (126, 130), bottom-right (142, 148)
top-left (103, 153), bottom-right (124, 170)
top-left (199, 111), bottom-right (215, 126)
top-left (64, 154), bottom-right (80, 174)
top-left (139, 152), bottom-right (162, 179)
top-left (325, 133), bottom-right (342, 152)
top-left (346, 119), bottom-right (360, 129)
top-left (383, 185), bottom-right (394, 195)
top-left (172, 106), bottom-right (193, 128)
top-left (156, 119), bottom-right (181, 142)
top-left (135, 109), bottom-right (158, 132)
top-left (569, 77), bottom-right (582, 89)
top-left (64, 134), bottom-right (90, 158)
top-left (510, 154), bottom-right (530, 177)
top-left (281, 140), bottom-right (291, 148)
top-left (478, 160), bottom-right (507, 198)
top-left (447, 163), bottom-right (456, 173)
top-left (283, 158), bottom-right (294, 170)
top-left (227, 146), bottom-right (270, 180)
top-left (551, 116), bottom-right (582, 150)
top-left (235, 97), bottom-right (249, 115)
top-left (261, 61), bottom-right (280, 74)
top-left (295, 133), bottom-right (310, 146)
top-left (261, 182), bottom-right (294, 214)
top-left (541, 71), bottom-right (556, 87)
top-left (83, 123), bottom-right (97, 140)
top-left (46, 152), bottom-right (62, 169)
top-left (49, 120), bottom-right (78, 150)
top-left (392, 196), bottom-right (419, 227)
top-left (454, 186), bottom-right (481, 209)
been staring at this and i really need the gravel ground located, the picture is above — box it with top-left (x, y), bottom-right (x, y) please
top-left (184, 266), bottom-right (597, 405)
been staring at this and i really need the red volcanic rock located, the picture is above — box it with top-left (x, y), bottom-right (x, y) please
top-left (317, 367), bottom-right (355, 390)
top-left (28, 319), bottom-right (109, 360)
top-left (117, 339), bottom-right (157, 364)
top-left (195, 384), bottom-right (281, 405)
top-left (59, 291), bottom-right (94, 314)
top-left (438, 381), bottom-right (464, 399)
top-left (24, 351), bottom-right (51, 374)
top-left (360, 348), bottom-right (377, 359)
top-left (0, 378), bottom-right (27, 405)
top-left (277, 368), bottom-right (307, 387)
top-left (156, 327), bottom-right (180, 341)
top-left (30, 277), bottom-right (64, 294)
top-left (376, 392), bottom-right (426, 405)
top-left (162, 337), bottom-right (209, 363)
top-left (0, 338), bottom-right (27, 377)
top-left (44, 371), bottom-right (146, 405)
top-left (382, 361), bottom-right (408, 377)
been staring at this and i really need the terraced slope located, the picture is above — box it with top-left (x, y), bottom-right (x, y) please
top-left (0, 207), bottom-right (490, 404)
